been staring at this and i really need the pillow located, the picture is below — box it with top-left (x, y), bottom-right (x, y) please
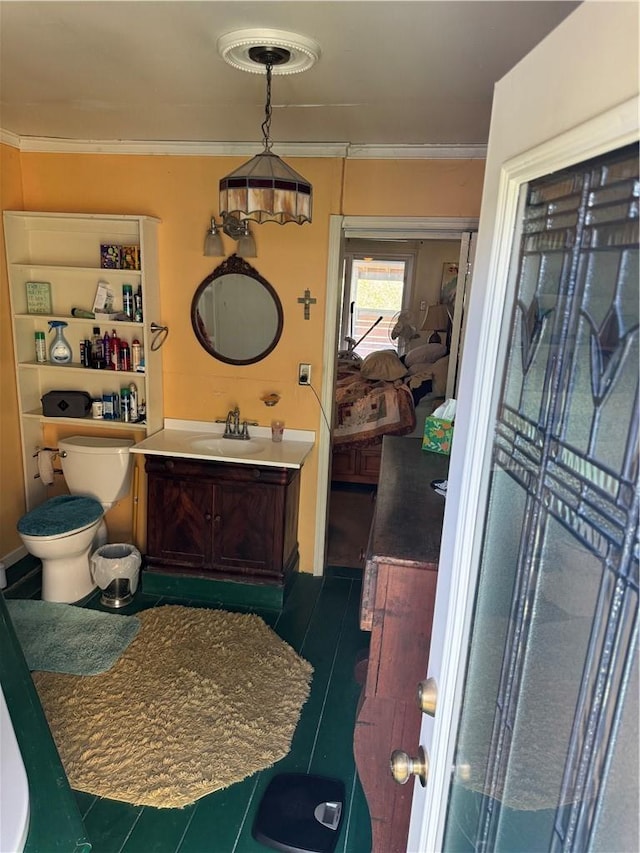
top-left (431, 356), bottom-right (450, 397)
top-left (408, 362), bottom-right (435, 376)
top-left (360, 349), bottom-right (407, 381)
top-left (405, 341), bottom-right (447, 368)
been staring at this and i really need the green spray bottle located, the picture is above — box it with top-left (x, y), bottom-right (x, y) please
top-left (48, 320), bottom-right (72, 364)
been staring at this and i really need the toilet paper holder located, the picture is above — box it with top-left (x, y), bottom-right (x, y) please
top-left (33, 447), bottom-right (62, 480)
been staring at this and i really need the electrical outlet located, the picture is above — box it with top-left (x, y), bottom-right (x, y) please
top-left (298, 363), bottom-right (311, 385)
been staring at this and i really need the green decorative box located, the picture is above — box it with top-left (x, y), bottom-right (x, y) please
top-left (120, 245), bottom-right (140, 270)
top-left (422, 415), bottom-right (453, 455)
top-left (26, 281), bottom-right (52, 314)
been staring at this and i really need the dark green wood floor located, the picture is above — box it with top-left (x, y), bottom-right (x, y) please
top-left (12, 567), bottom-right (372, 853)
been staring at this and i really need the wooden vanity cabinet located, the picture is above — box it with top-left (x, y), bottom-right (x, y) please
top-left (145, 455), bottom-right (301, 584)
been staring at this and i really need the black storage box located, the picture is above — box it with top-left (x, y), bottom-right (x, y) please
top-left (41, 390), bottom-right (92, 418)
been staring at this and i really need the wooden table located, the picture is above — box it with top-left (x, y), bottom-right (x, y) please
top-left (354, 436), bottom-right (448, 853)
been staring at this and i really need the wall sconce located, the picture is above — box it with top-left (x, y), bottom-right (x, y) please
top-left (203, 215), bottom-right (256, 258)
top-left (421, 303), bottom-right (450, 344)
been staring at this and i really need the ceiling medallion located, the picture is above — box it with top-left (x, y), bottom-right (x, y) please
top-left (217, 28), bottom-right (320, 75)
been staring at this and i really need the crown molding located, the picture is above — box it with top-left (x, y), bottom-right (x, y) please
top-left (346, 143), bottom-right (486, 159)
top-left (0, 129), bottom-right (21, 149)
top-left (7, 136), bottom-right (348, 157)
top-left (0, 131), bottom-right (486, 160)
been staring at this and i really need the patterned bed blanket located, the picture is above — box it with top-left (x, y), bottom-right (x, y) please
top-left (333, 373), bottom-right (416, 447)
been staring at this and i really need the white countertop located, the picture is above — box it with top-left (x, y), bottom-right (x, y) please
top-left (130, 419), bottom-right (315, 469)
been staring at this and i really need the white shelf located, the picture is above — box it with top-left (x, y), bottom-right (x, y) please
top-left (11, 264), bottom-right (142, 275)
top-left (18, 360), bottom-right (146, 378)
top-left (23, 410), bottom-right (148, 430)
top-left (14, 314), bottom-right (145, 327)
top-left (4, 210), bottom-right (163, 511)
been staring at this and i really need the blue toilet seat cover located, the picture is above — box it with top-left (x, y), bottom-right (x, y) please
top-left (18, 495), bottom-right (103, 537)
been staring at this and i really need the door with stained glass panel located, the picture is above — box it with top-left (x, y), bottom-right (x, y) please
top-left (441, 144), bottom-right (639, 851)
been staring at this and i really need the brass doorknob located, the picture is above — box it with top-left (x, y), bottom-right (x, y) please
top-left (390, 746), bottom-right (428, 787)
top-left (417, 677), bottom-right (438, 716)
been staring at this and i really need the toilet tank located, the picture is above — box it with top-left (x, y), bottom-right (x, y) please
top-left (58, 436), bottom-right (135, 508)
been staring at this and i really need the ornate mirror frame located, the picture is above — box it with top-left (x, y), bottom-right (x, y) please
top-left (191, 254), bottom-right (284, 365)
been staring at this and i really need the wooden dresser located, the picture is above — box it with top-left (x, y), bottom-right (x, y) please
top-left (354, 437), bottom-right (448, 853)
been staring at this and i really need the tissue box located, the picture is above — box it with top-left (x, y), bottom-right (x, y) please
top-left (422, 416), bottom-right (453, 455)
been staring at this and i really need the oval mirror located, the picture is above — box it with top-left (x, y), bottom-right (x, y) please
top-left (191, 255), bottom-right (283, 365)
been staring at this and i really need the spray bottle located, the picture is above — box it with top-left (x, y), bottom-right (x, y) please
top-left (110, 328), bottom-right (121, 370)
top-left (48, 321), bottom-right (72, 364)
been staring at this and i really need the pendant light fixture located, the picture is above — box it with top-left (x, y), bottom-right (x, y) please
top-left (217, 29), bottom-right (320, 228)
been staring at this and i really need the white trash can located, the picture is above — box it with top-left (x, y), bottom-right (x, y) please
top-left (90, 544), bottom-right (142, 608)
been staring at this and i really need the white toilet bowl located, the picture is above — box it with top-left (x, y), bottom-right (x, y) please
top-left (17, 435), bottom-right (135, 603)
top-left (17, 495), bottom-right (103, 603)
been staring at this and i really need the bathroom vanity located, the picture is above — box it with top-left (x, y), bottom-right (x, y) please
top-left (145, 456), bottom-right (300, 582)
top-left (131, 420), bottom-right (314, 595)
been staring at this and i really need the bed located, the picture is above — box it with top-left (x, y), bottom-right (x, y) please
top-left (331, 344), bottom-right (450, 485)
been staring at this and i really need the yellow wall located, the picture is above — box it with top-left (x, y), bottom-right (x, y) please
top-left (343, 159), bottom-right (484, 216)
top-left (0, 144), bottom-right (26, 558)
top-left (1, 148), bottom-right (484, 570)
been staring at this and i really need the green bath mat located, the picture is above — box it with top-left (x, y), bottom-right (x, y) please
top-left (6, 599), bottom-right (140, 676)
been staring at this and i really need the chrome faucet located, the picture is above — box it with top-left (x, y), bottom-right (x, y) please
top-left (215, 406), bottom-right (257, 440)
top-left (240, 419), bottom-right (258, 439)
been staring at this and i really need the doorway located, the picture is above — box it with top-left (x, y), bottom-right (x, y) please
top-left (326, 232), bottom-right (468, 571)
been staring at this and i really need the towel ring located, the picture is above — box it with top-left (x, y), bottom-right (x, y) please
top-left (150, 322), bottom-right (169, 351)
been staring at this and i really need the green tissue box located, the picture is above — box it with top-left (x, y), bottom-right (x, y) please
top-left (422, 416), bottom-right (453, 455)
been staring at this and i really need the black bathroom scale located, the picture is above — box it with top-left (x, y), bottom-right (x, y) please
top-left (252, 773), bottom-right (345, 853)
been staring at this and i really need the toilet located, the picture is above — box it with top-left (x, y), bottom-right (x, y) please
top-left (17, 435), bottom-right (135, 603)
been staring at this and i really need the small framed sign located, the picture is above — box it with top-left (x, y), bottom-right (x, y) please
top-left (26, 281), bottom-right (52, 314)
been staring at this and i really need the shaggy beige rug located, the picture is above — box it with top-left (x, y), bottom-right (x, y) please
top-left (33, 605), bottom-right (313, 808)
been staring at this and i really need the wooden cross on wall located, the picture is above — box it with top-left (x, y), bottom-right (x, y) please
top-left (297, 288), bottom-right (317, 320)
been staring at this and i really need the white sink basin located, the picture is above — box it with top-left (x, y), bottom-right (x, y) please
top-left (188, 436), bottom-right (266, 457)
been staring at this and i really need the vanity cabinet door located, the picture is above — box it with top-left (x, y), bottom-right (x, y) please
top-left (146, 462), bottom-right (214, 568)
top-left (213, 481), bottom-right (281, 579)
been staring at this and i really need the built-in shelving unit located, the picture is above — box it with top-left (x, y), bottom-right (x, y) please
top-left (4, 211), bottom-right (164, 510)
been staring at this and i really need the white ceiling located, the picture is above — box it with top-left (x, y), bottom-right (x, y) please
top-left (0, 1), bottom-right (580, 151)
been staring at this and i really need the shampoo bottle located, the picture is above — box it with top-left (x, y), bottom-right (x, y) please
top-left (48, 321), bottom-right (72, 364)
top-left (91, 326), bottom-right (104, 369)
